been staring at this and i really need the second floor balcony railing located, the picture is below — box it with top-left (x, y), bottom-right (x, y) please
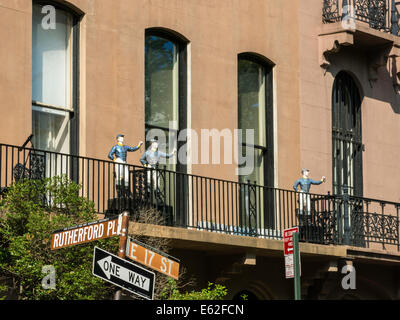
top-left (0, 142), bottom-right (399, 252)
top-left (323, 0), bottom-right (400, 36)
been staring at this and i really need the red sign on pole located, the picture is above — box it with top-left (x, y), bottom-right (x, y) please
top-left (284, 227), bottom-right (299, 279)
top-left (283, 227), bottom-right (299, 256)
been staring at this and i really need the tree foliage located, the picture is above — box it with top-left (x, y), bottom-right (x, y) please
top-left (160, 278), bottom-right (227, 300)
top-left (0, 176), bottom-right (118, 300)
top-left (0, 176), bottom-right (228, 300)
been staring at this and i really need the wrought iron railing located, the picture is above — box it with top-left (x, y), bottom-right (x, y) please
top-left (343, 192), bottom-right (400, 250)
top-left (0, 142), bottom-right (399, 251)
top-left (323, 0), bottom-right (400, 36)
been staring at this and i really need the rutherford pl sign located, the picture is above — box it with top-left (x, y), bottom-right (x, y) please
top-left (51, 216), bottom-right (121, 250)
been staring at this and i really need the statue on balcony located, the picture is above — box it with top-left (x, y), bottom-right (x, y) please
top-left (140, 138), bottom-right (176, 199)
top-left (108, 134), bottom-right (143, 197)
top-left (140, 138), bottom-right (176, 168)
top-left (293, 168), bottom-right (326, 215)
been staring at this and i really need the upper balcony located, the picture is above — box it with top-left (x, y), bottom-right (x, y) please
top-left (323, 0), bottom-right (400, 37)
top-left (0, 142), bottom-right (399, 256)
top-left (320, 0), bottom-right (400, 83)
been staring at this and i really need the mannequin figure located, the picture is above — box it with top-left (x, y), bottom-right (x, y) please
top-left (108, 134), bottom-right (143, 197)
top-left (140, 138), bottom-right (176, 198)
top-left (293, 168), bottom-right (326, 215)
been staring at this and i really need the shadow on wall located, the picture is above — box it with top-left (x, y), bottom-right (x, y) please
top-left (327, 46), bottom-right (400, 115)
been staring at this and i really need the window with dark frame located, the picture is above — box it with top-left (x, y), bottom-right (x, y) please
top-left (145, 29), bottom-right (188, 174)
top-left (237, 53), bottom-right (275, 230)
top-left (237, 54), bottom-right (274, 187)
top-left (332, 71), bottom-right (363, 197)
top-left (144, 28), bottom-right (188, 227)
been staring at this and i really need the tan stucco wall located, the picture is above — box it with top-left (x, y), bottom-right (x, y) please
top-left (298, 0), bottom-right (400, 202)
top-left (80, 0), bottom-right (301, 187)
top-left (0, 0), bottom-right (32, 146)
top-left (0, 0), bottom-right (301, 189)
top-left (1, 0), bottom-right (399, 198)
top-left (298, 1), bottom-right (332, 194)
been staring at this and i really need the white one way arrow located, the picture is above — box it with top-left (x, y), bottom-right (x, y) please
top-left (97, 256), bottom-right (150, 291)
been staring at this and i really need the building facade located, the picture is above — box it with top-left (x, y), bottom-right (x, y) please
top-left (1, 0), bottom-right (400, 299)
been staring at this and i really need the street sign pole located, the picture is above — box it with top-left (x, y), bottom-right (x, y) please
top-left (114, 210), bottom-right (130, 300)
top-left (293, 231), bottom-right (301, 300)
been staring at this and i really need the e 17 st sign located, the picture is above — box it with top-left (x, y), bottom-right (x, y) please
top-left (126, 237), bottom-right (180, 279)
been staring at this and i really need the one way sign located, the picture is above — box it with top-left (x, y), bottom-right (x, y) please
top-left (92, 246), bottom-right (155, 300)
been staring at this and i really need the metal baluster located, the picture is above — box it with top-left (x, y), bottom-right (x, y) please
top-left (396, 205), bottom-right (400, 252)
top-left (343, 185), bottom-right (350, 245)
top-left (381, 202), bottom-right (386, 250)
top-left (391, 0), bottom-right (399, 35)
top-left (213, 179), bottom-right (217, 231)
top-left (202, 177), bottom-right (205, 229)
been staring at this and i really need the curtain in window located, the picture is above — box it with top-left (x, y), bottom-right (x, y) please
top-left (32, 3), bottom-right (73, 154)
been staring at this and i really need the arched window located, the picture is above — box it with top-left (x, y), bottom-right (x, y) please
top-left (237, 53), bottom-right (274, 187)
top-left (237, 53), bottom-right (274, 229)
top-left (32, 1), bottom-right (80, 155)
top-left (145, 28), bottom-right (188, 227)
top-left (332, 71), bottom-right (363, 196)
top-left (145, 28), bottom-right (188, 173)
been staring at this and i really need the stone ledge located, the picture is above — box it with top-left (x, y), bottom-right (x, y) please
top-left (346, 245), bottom-right (400, 264)
top-left (98, 214), bottom-right (400, 264)
top-left (127, 222), bottom-right (347, 259)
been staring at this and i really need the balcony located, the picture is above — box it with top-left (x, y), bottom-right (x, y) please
top-left (0, 142), bottom-right (399, 252)
top-left (323, 0), bottom-right (400, 36)
top-left (320, 0), bottom-right (400, 84)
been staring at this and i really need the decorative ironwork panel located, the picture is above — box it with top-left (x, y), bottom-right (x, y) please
top-left (382, 214), bottom-right (399, 242)
top-left (317, 209), bottom-right (338, 244)
top-left (239, 183), bottom-right (258, 236)
top-left (12, 163), bottom-right (30, 182)
top-left (131, 169), bottom-right (148, 207)
top-left (391, 0), bottom-right (400, 35)
top-left (351, 210), bottom-right (399, 248)
top-left (247, 183), bottom-right (258, 235)
top-left (29, 152), bottom-right (46, 180)
top-left (350, 211), bottom-right (368, 247)
top-left (12, 152), bottom-right (45, 182)
top-left (155, 168), bottom-right (166, 205)
top-left (323, 0), bottom-right (341, 21)
top-left (354, 0), bottom-right (387, 30)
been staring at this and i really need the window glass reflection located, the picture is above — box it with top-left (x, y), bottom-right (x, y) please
top-left (145, 35), bottom-right (179, 130)
top-left (238, 59), bottom-right (266, 147)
